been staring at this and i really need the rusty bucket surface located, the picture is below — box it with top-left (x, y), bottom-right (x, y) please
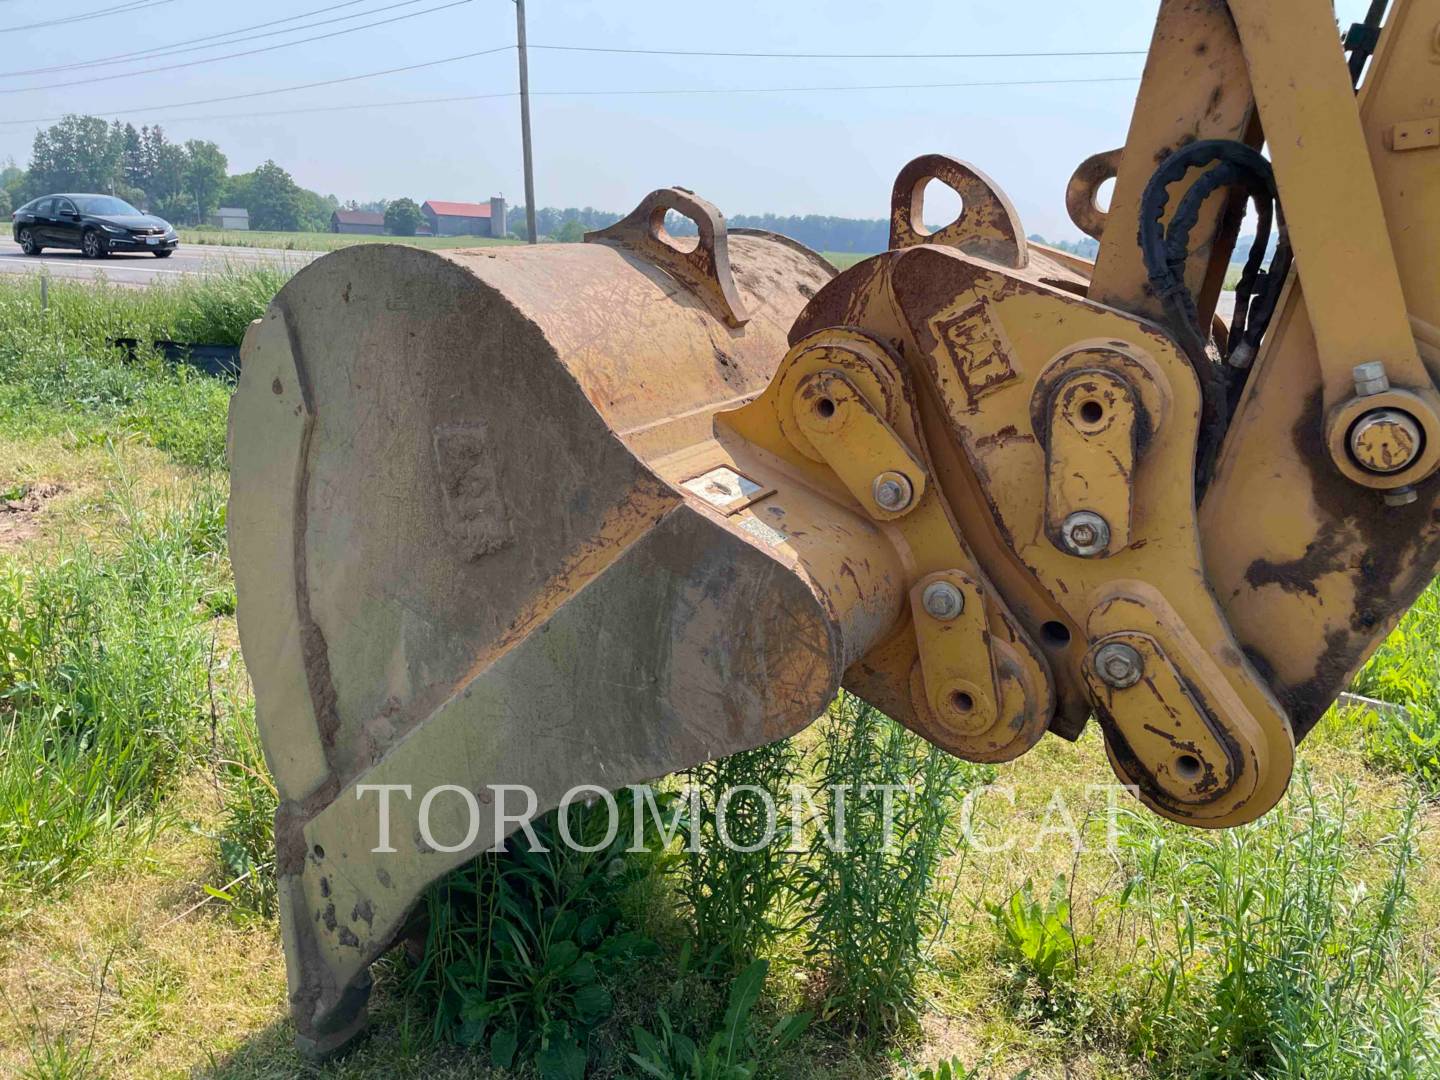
top-left (228, 212), bottom-right (906, 1054)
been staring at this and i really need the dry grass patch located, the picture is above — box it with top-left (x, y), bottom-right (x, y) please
top-left (0, 777), bottom-right (286, 1079)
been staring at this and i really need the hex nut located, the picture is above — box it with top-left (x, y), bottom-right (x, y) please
top-left (1384, 484), bottom-right (1419, 507)
top-left (1059, 510), bottom-right (1111, 557)
top-left (872, 471), bottom-right (914, 512)
top-left (921, 580), bottom-right (964, 621)
top-left (1353, 361), bottom-right (1390, 397)
top-left (1093, 641), bottom-right (1143, 689)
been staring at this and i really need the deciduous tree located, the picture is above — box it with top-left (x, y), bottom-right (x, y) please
top-left (383, 197), bottom-right (423, 236)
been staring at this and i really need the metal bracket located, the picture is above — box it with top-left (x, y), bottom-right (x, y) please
top-left (1083, 591), bottom-right (1268, 824)
top-left (1041, 369), bottom-right (1139, 557)
top-left (888, 154), bottom-right (1028, 269)
top-left (908, 570), bottom-right (1000, 737)
top-left (722, 327), bottom-right (1055, 762)
top-left (1065, 148), bottom-right (1121, 241)
top-left (793, 370), bottom-right (928, 521)
top-left (586, 187), bottom-right (750, 327)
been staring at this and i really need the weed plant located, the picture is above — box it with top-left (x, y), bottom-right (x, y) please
top-left (628, 957), bottom-right (810, 1079)
top-left (408, 789), bottom-right (669, 1078)
top-left (210, 701), bottom-right (280, 918)
top-left (680, 738), bottom-right (808, 974)
top-left (801, 695), bottom-right (990, 1041)
top-left (988, 875), bottom-right (1090, 1023)
top-left (1353, 579), bottom-right (1440, 792)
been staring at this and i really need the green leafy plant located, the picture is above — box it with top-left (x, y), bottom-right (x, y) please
top-left (988, 875), bottom-right (1089, 1016)
top-left (628, 958), bottom-right (809, 1079)
top-left (409, 788), bottom-right (667, 1077)
top-left (905, 1056), bottom-right (983, 1080)
top-left (1351, 580), bottom-right (1440, 792)
top-left (904, 1058), bottom-right (1036, 1080)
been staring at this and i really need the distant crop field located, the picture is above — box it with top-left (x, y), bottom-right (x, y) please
top-left (179, 228), bottom-right (521, 253)
top-left (823, 251), bottom-right (871, 270)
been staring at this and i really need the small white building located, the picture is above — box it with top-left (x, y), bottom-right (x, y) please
top-left (208, 207), bottom-right (250, 231)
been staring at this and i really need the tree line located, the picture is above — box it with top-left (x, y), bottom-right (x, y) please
top-left (0, 114), bottom-right (339, 231)
top-left (511, 208), bottom-right (1108, 258)
top-left (2, 114), bottom-right (1124, 255)
top-left (509, 206), bottom-right (893, 252)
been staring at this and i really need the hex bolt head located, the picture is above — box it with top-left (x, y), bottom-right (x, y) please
top-left (1384, 484), bottom-right (1419, 507)
top-left (871, 471), bottom-right (914, 513)
top-left (1350, 408), bottom-right (1422, 474)
top-left (921, 580), bottom-right (965, 621)
top-left (1353, 361), bottom-right (1390, 397)
top-left (1094, 642), bottom-right (1144, 689)
top-left (1059, 510), bottom-right (1111, 557)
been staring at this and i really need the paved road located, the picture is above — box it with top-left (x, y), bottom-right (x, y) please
top-left (0, 238), bottom-right (320, 286)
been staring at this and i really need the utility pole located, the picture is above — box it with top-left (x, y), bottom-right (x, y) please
top-left (514, 0), bottom-right (537, 244)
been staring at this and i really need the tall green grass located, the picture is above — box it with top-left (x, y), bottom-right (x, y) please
top-left (0, 478), bottom-right (232, 902)
top-left (1119, 770), bottom-right (1437, 1078)
top-left (1352, 580), bottom-right (1440, 792)
top-left (0, 270), bottom-right (285, 467)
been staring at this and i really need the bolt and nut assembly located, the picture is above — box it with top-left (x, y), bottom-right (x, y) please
top-left (871, 471), bottom-right (914, 512)
top-left (1060, 510), bottom-right (1111, 557)
top-left (1093, 641), bottom-right (1144, 689)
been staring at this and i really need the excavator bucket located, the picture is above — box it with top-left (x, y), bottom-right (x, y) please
top-left (230, 0), bottom-right (1440, 1056)
top-left (228, 191), bottom-right (890, 1054)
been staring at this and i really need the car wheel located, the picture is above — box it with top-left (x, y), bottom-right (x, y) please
top-left (154, 249), bottom-right (173, 259)
top-left (81, 229), bottom-right (108, 259)
top-left (17, 228), bottom-right (41, 256)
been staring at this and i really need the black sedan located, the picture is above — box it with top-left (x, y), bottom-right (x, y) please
top-left (11, 194), bottom-right (178, 258)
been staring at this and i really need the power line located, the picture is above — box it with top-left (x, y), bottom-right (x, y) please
top-left (529, 44), bottom-right (1148, 60)
top-left (0, 0), bottom-right (472, 93)
top-left (0, 0), bottom-right (173, 34)
top-left (0, 47), bottom-right (514, 125)
top-left (0, 0), bottom-right (410, 77)
top-left (531, 76), bottom-right (1141, 97)
top-left (20, 74), bottom-right (1142, 128)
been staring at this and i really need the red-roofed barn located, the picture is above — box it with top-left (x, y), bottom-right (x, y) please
top-left (422, 197), bottom-right (508, 238)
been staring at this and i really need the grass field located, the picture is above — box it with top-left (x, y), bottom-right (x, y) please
top-left (178, 228), bottom-right (521, 253)
top-left (0, 269), bottom-right (1436, 1079)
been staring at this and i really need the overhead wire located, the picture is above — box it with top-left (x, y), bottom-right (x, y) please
top-left (0, 0), bottom-right (473, 93)
top-left (0, 46), bottom-right (514, 124)
top-left (0, 17), bottom-right (1144, 127)
top-left (0, 0), bottom-right (173, 34)
top-left (529, 43), bottom-right (1148, 60)
top-left (1, 31), bottom-right (1152, 81)
top-left (0, 0), bottom-right (419, 77)
top-left (2, 74), bottom-right (1142, 128)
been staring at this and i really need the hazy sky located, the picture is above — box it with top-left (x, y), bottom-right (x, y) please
top-left (0, 0), bottom-right (1372, 239)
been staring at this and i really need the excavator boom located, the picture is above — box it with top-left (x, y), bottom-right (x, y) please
top-left (227, 0), bottom-right (1440, 1054)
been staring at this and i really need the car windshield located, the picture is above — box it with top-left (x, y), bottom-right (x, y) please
top-left (73, 196), bottom-right (141, 216)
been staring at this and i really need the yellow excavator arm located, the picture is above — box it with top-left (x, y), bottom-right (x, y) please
top-left (226, 0), bottom-right (1440, 1054)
